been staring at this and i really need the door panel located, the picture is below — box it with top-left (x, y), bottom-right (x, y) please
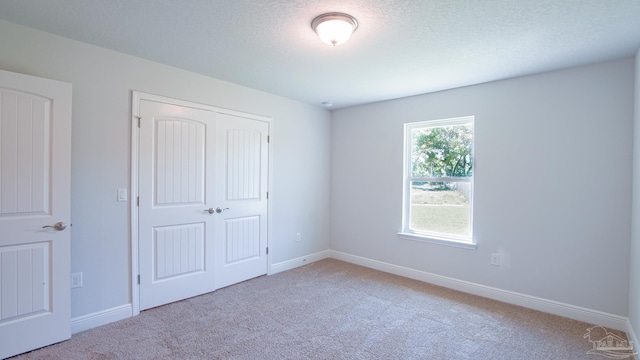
top-left (153, 223), bottom-right (204, 280)
top-left (215, 113), bottom-right (268, 289)
top-left (0, 69), bottom-right (71, 359)
top-left (138, 100), bottom-right (216, 311)
top-left (224, 216), bottom-right (260, 264)
top-left (0, 243), bottom-right (49, 320)
top-left (154, 118), bottom-right (204, 206)
top-left (226, 128), bottom-right (262, 200)
top-left (1, 90), bottom-right (50, 215)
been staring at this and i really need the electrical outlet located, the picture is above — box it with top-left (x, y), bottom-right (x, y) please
top-left (71, 272), bottom-right (83, 288)
top-left (490, 254), bottom-right (501, 266)
top-left (296, 233), bottom-right (301, 242)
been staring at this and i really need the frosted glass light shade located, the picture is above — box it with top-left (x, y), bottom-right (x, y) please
top-left (311, 13), bottom-right (358, 46)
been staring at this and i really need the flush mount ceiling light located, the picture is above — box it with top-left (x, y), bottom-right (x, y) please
top-left (311, 12), bottom-right (358, 46)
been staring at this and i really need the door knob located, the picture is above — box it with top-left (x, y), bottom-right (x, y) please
top-left (204, 208), bottom-right (215, 214)
top-left (215, 207), bottom-right (229, 213)
top-left (42, 222), bottom-right (67, 231)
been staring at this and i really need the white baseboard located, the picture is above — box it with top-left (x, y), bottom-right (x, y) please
top-left (330, 250), bottom-right (628, 332)
top-left (627, 320), bottom-right (640, 359)
top-left (270, 249), bottom-right (330, 275)
top-left (71, 304), bottom-right (132, 334)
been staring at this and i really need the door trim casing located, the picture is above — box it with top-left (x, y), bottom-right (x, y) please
top-left (130, 91), bottom-right (273, 315)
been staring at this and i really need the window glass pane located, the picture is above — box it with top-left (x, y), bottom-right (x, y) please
top-left (410, 124), bottom-right (473, 178)
top-left (409, 181), bottom-right (471, 237)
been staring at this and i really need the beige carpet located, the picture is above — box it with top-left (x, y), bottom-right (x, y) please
top-left (11, 259), bottom-right (628, 359)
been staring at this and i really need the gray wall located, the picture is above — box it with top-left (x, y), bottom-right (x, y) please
top-left (629, 49), bottom-right (640, 339)
top-left (331, 58), bottom-right (634, 316)
top-left (0, 20), bottom-right (331, 318)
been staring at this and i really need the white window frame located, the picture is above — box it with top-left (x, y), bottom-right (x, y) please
top-left (398, 116), bottom-right (476, 249)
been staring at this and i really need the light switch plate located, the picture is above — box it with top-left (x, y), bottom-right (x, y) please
top-left (117, 188), bottom-right (127, 202)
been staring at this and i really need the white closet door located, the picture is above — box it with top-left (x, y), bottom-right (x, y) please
top-left (214, 113), bottom-right (269, 289)
top-left (136, 95), bottom-right (269, 310)
top-left (138, 100), bottom-right (217, 311)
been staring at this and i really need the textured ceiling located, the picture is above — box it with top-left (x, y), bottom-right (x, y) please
top-left (0, 0), bottom-right (639, 109)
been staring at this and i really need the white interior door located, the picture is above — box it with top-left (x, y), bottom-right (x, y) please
top-left (0, 69), bottom-right (72, 359)
top-left (138, 100), bottom-right (217, 311)
top-left (214, 113), bottom-right (269, 289)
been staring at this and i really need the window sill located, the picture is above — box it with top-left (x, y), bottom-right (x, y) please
top-left (397, 232), bottom-right (477, 250)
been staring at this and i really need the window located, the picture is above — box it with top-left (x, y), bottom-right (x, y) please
top-left (400, 116), bottom-right (474, 247)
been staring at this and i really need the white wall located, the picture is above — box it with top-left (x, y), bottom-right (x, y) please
top-left (0, 20), bottom-right (331, 318)
top-left (629, 50), bottom-right (640, 339)
top-left (331, 58), bottom-right (634, 316)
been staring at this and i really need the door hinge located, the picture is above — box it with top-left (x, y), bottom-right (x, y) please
top-left (136, 196), bottom-right (139, 206)
top-left (136, 116), bottom-right (141, 128)
top-left (266, 247), bottom-right (269, 255)
top-left (266, 191), bottom-right (269, 199)
top-left (137, 274), bottom-right (140, 284)
top-left (267, 135), bottom-right (270, 143)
